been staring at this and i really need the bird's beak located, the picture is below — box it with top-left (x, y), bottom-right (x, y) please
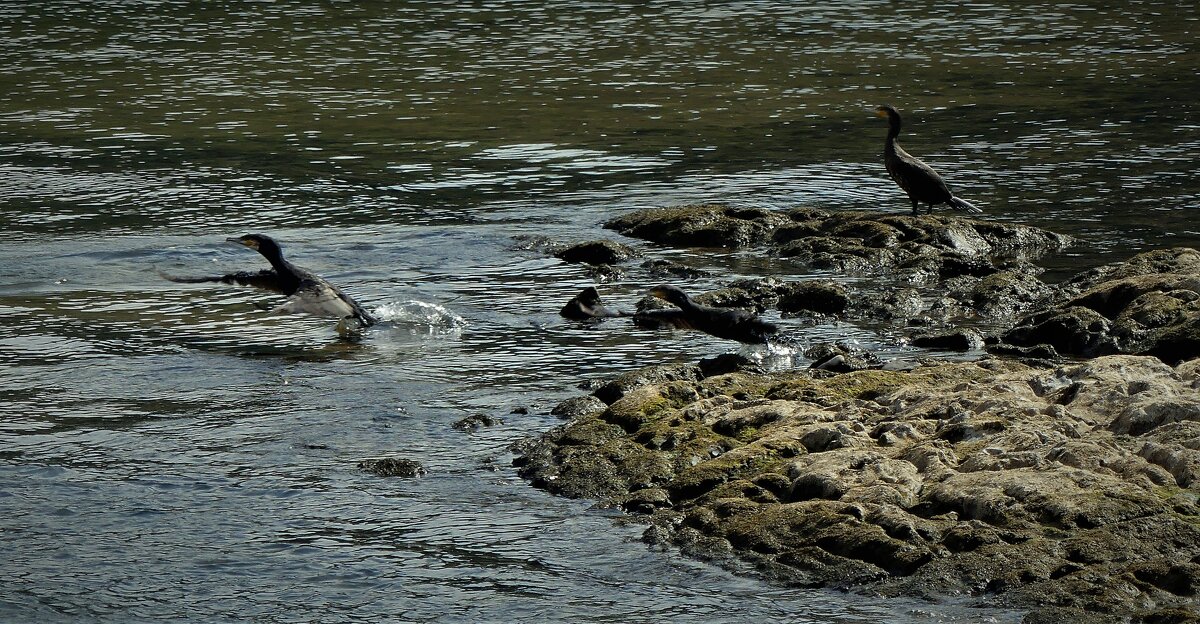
top-left (227, 237), bottom-right (256, 249)
top-left (875, 108), bottom-right (889, 118)
top-left (648, 287), bottom-right (667, 300)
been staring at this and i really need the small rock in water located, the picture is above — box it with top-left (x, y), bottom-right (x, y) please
top-left (806, 342), bottom-right (882, 372)
top-left (554, 240), bottom-right (639, 265)
top-left (358, 457), bottom-right (426, 478)
top-left (453, 413), bottom-right (502, 431)
top-left (910, 329), bottom-right (985, 351)
top-left (641, 259), bottom-right (710, 279)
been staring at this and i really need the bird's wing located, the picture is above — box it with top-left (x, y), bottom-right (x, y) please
top-left (633, 309), bottom-right (694, 330)
top-left (268, 278), bottom-right (360, 319)
top-left (160, 269), bottom-right (286, 293)
top-left (893, 150), bottom-right (953, 195)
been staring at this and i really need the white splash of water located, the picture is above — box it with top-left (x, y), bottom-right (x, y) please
top-left (372, 300), bottom-right (467, 329)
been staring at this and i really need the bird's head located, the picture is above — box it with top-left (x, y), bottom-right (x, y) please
top-left (227, 234), bottom-right (282, 259)
top-left (648, 284), bottom-right (692, 308)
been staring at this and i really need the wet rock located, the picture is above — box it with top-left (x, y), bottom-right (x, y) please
top-left (996, 250), bottom-right (1200, 364)
top-left (693, 285), bottom-right (771, 313)
top-left (584, 263), bottom-right (624, 283)
top-left (910, 329), bottom-right (985, 351)
top-left (551, 395), bottom-right (607, 420)
top-left (622, 487), bottom-right (672, 514)
top-left (554, 240), bottom-right (638, 265)
top-left (698, 353), bottom-right (764, 377)
top-left (592, 363), bottom-right (703, 405)
top-left (605, 204), bottom-right (790, 249)
top-left (806, 342), bottom-right (883, 373)
top-left (641, 259), bottom-right (711, 279)
top-left (1057, 247), bottom-right (1200, 299)
top-left (607, 204), bottom-right (1078, 332)
top-left (1000, 306), bottom-right (1120, 358)
top-left (358, 457), bottom-right (427, 478)
top-left (851, 287), bottom-right (925, 321)
top-left (516, 355), bottom-right (1200, 621)
top-left (967, 269), bottom-right (1056, 318)
top-left (453, 413), bottom-right (502, 431)
top-left (777, 280), bottom-right (851, 316)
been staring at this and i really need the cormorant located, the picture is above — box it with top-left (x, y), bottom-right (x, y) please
top-left (876, 104), bottom-right (982, 216)
top-left (559, 286), bottom-right (621, 321)
top-left (164, 234), bottom-right (376, 329)
top-left (633, 285), bottom-right (778, 344)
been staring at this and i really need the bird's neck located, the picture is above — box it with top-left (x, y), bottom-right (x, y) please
top-left (258, 248), bottom-right (290, 273)
top-left (885, 119), bottom-right (901, 148)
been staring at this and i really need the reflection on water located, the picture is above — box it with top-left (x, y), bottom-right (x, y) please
top-left (1, 0), bottom-right (1197, 622)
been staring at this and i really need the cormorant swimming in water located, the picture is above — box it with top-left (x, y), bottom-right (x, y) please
top-left (876, 104), bottom-right (982, 216)
top-left (164, 234), bottom-right (376, 330)
top-left (639, 285), bottom-right (777, 344)
top-left (560, 285), bottom-right (777, 344)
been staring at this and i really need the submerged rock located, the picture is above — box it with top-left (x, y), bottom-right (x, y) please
top-left (358, 457), bottom-right (427, 478)
top-left (453, 413), bottom-right (503, 431)
top-left (516, 355), bottom-right (1200, 621)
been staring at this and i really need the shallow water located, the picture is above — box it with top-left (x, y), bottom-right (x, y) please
top-left (2, 1), bottom-right (1197, 622)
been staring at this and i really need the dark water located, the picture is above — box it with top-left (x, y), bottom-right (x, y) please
top-left (2, 1), bottom-right (1197, 622)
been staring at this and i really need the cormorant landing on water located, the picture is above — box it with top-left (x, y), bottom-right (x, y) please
top-left (876, 104), bottom-right (982, 216)
top-left (164, 234), bottom-right (376, 330)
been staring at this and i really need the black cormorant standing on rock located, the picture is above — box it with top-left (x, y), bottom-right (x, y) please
top-left (164, 234), bottom-right (376, 330)
top-left (876, 104), bottom-right (981, 216)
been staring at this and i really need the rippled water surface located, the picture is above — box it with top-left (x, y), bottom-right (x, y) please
top-left (3, 1), bottom-right (1197, 622)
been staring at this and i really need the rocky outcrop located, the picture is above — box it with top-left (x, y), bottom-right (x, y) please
top-left (602, 204), bottom-right (1072, 331)
top-left (995, 248), bottom-right (1200, 364)
top-left (516, 355), bottom-right (1200, 622)
top-left (605, 204), bottom-right (1070, 279)
top-left (597, 205), bottom-right (1200, 364)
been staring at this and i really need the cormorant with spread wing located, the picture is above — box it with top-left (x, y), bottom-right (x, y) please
top-left (164, 234), bottom-right (376, 330)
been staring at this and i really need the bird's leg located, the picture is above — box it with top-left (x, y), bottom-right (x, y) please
top-left (911, 199), bottom-right (920, 216)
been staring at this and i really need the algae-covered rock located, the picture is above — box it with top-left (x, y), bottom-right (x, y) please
top-left (996, 250), bottom-right (1200, 364)
top-left (605, 204), bottom-right (790, 249)
top-left (605, 204), bottom-right (1073, 324)
top-left (517, 355), bottom-right (1200, 621)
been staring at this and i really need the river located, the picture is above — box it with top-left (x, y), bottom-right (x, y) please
top-left (2, 1), bottom-right (1197, 622)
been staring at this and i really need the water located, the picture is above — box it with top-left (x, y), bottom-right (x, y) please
top-left (2, 1), bottom-right (1197, 621)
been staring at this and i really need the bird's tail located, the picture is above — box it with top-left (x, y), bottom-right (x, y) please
top-left (949, 195), bottom-right (983, 214)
